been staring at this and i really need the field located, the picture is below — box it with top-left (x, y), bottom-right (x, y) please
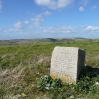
top-left (0, 39), bottom-right (99, 99)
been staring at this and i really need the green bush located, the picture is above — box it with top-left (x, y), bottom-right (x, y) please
top-left (37, 75), bottom-right (62, 91)
top-left (73, 76), bottom-right (99, 94)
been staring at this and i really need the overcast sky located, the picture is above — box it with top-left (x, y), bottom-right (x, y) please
top-left (0, 0), bottom-right (99, 40)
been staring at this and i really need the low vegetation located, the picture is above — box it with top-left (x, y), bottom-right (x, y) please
top-left (0, 39), bottom-right (99, 99)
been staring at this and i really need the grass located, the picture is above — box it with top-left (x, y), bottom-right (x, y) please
top-left (0, 40), bottom-right (99, 98)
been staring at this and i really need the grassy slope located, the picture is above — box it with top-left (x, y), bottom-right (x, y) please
top-left (0, 40), bottom-right (99, 98)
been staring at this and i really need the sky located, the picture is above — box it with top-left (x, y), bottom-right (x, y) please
top-left (0, 0), bottom-right (99, 40)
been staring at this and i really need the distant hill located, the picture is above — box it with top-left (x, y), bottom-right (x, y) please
top-left (0, 38), bottom-right (94, 46)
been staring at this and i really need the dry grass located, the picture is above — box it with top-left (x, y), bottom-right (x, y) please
top-left (36, 56), bottom-right (50, 64)
top-left (0, 65), bottom-right (25, 82)
top-left (0, 55), bottom-right (51, 99)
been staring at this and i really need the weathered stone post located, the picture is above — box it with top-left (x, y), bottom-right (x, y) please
top-left (50, 46), bottom-right (85, 84)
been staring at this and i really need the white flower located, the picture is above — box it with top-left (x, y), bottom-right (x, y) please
top-left (95, 82), bottom-right (99, 85)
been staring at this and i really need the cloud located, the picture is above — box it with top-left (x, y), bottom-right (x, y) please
top-left (34, 0), bottom-right (74, 9)
top-left (79, 7), bottom-right (85, 11)
top-left (43, 11), bottom-right (52, 16)
top-left (43, 26), bottom-right (77, 34)
top-left (14, 21), bottom-right (23, 29)
top-left (24, 20), bottom-right (29, 24)
top-left (31, 15), bottom-right (44, 27)
top-left (2, 28), bottom-right (23, 33)
top-left (92, 5), bottom-right (97, 9)
top-left (3, 29), bottom-right (14, 33)
top-left (0, 0), bottom-right (2, 11)
top-left (80, 0), bottom-right (89, 6)
top-left (83, 26), bottom-right (99, 32)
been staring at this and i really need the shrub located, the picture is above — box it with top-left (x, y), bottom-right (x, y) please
top-left (74, 76), bottom-right (99, 94)
top-left (37, 75), bottom-right (62, 91)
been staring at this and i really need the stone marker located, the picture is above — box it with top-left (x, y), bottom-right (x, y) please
top-left (50, 46), bottom-right (85, 84)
